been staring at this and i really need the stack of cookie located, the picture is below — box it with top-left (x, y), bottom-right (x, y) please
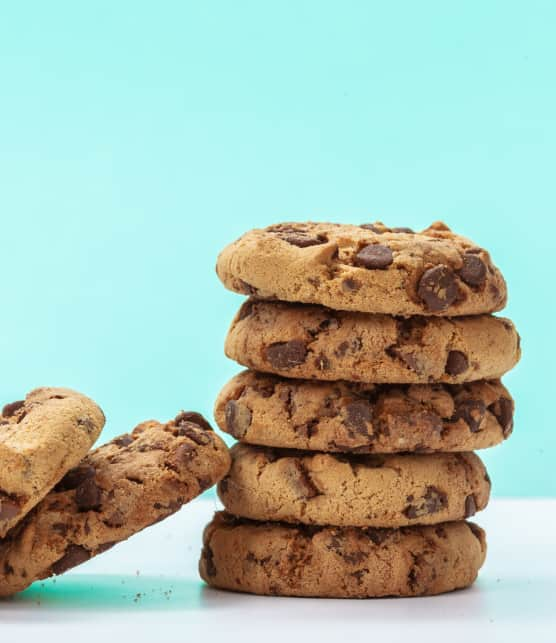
top-left (0, 388), bottom-right (230, 597)
top-left (200, 221), bottom-right (520, 598)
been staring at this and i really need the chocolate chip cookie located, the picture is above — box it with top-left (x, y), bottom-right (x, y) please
top-left (218, 444), bottom-right (490, 528)
top-left (225, 301), bottom-right (521, 384)
top-left (215, 371), bottom-right (514, 453)
top-left (216, 221), bottom-right (507, 316)
top-left (200, 512), bottom-right (486, 597)
top-left (0, 387), bottom-right (105, 538)
top-left (0, 411), bottom-right (230, 597)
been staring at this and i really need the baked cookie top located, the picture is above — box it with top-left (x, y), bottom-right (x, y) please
top-left (0, 387), bottom-right (105, 537)
top-left (0, 411), bottom-right (230, 597)
top-left (200, 512), bottom-right (487, 598)
top-left (225, 301), bottom-right (521, 384)
top-left (218, 443), bottom-right (490, 528)
top-left (215, 371), bottom-right (514, 453)
top-left (216, 221), bottom-right (507, 316)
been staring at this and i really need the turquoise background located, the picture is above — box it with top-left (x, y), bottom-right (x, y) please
top-left (0, 1), bottom-right (553, 496)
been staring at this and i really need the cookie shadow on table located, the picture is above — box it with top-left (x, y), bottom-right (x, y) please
top-left (2, 574), bottom-right (204, 614)
top-left (200, 576), bottom-right (547, 623)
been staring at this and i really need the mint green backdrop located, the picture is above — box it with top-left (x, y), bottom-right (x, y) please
top-left (0, 2), bottom-right (553, 496)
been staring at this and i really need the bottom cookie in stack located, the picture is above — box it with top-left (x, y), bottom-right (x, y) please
top-left (200, 512), bottom-right (487, 598)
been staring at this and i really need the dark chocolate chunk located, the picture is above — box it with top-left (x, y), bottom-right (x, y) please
top-left (453, 399), bottom-right (486, 432)
top-left (403, 486), bottom-right (447, 519)
top-left (175, 411), bottom-right (213, 432)
top-left (51, 545), bottom-right (91, 575)
top-left (174, 421), bottom-right (211, 445)
top-left (286, 461), bottom-right (321, 499)
top-left (342, 277), bottom-right (361, 292)
top-left (2, 400), bottom-right (24, 418)
top-left (225, 400), bottom-right (252, 439)
top-left (344, 400), bottom-right (373, 437)
top-left (354, 244), bottom-right (393, 269)
top-left (203, 546), bottom-right (217, 577)
top-left (279, 232), bottom-right (326, 248)
top-left (417, 265), bottom-right (458, 311)
top-left (459, 254), bottom-right (487, 287)
top-left (488, 397), bottom-right (514, 437)
top-left (445, 351), bottom-right (469, 376)
top-left (75, 477), bottom-right (102, 511)
top-left (265, 340), bottom-right (308, 369)
top-left (114, 434), bottom-right (134, 447)
top-left (464, 494), bottom-right (477, 518)
top-left (56, 464), bottom-right (96, 492)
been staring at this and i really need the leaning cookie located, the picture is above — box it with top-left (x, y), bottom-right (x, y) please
top-left (216, 221), bottom-right (507, 316)
top-left (0, 388), bottom-right (105, 538)
top-left (0, 412), bottom-right (230, 597)
top-left (218, 444), bottom-right (490, 528)
top-left (200, 513), bottom-right (487, 597)
top-left (216, 371), bottom-right (514, 453)
top-left (225, 301), bottom-right (520, 384)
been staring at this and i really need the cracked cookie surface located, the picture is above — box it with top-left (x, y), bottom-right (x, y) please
top-left (216, 221), bottom-right (507, 316)
top-left (200, 512), bottom-right (487, 597)
top-left (218, 444), bottom-right (490, 527)
top-left (225, 301), bottom-right (520, 384)
top-left (215, 371), bottom-right (514, 453)
top-left (0, 387), bottom-right (105, 538)
top-left (0, 412), bottom-right (230, 597)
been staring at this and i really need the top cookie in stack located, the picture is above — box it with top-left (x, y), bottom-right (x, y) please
top-left (202, 220), bottom-right (520, 599)
top-left (216, 221), bottom-right (507, 316)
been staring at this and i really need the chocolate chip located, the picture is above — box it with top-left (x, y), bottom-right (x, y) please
top-left (464, 494), bottom-right (477, 518)
top-left (57, 464), bottom-right (96, 492)
top-left (2, 400), bottom-right (24, 417)
top-left (445, 351), bottom-right (469, 376)
top-left (75, 477), bottom-right (102, 511)
top-left (173, 442), bottom-right (197, 464)
top-left (203, 546), bottom-right (217, 577)
top-left (265, 340), bottom-right (308, 369)
top-left (360, 224), bottom-right (385, 233)
top-left (488, 397), bottom-right (514, 437)
top-left (175, 411), bottom-right (213, 432)
top-left (114, 434), bottom-right (134, 447)
top-left (453, 399), bottom-right (486, 432)
top-left (403, 486), bottom-right (447, 519)
top-left (224, 400), bottom-right (252, 439)
top-left (468, 522), bottom-right (483, 543)
top-left (174, 420), bottom-right (211, 444)
top-left (279, 232), bottom-right (326, 248)
top-left (51, 545), bottom-right (90, 575)
top-left (417, 265), bottom-right (458, 311)
top-left (459, 254), bottom-right (487, 287)
top-left (342, 277), bottom-right (361, 292)
top-left (354, 244), bottom-right (393, 269)
top-left (285, 461), bottom-right (321, 499)
top-left (0, 493), bottom-right (20, 522)
top-left (344, 400), bottom-right (373, 437)
top-left (96, 541), bottom-right (116, 554)
top-left (391, 227), bottom-right (414, 234)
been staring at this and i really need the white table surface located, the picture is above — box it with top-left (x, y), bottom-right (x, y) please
top-left (1, 497), bottom-right (554, 642)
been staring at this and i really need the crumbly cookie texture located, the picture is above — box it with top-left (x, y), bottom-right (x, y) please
top-left (0, 387), bottom-right (105, 538)
top-left (0, 412), bottom-right (230, 597)
top-left (225, 301), bottom-right (521, 384)
top-left (215, 371), bottom-right (514, 453)
top-left (216, 221), bottom-right (507, 316)
top-left (200, 512), bottom-right (487, 597)
top-left (218, 444), bottom-right (490, 528)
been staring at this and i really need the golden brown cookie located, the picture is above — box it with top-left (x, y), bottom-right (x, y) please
top-left (0, 411), bottom-right (230, 597)
top-left (215, 371), bottom-right (514, 453)
top-left (225, 301), bottom-right (521, 384)
top-left (200, 512), bottom-right (487, 597)
top-left (0, 387), bottom-right (105, 538)
top-left (218, 444), bottom-right (490, 527)
top-left (216, 221), bottom-right (507, 316)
